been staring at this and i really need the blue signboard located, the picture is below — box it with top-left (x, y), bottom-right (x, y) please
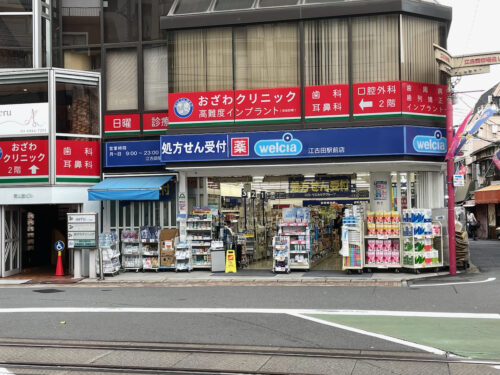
top-left (105, 141), bottom-right (163, 167)
top-left (160, 126), bottom-right (446, 163)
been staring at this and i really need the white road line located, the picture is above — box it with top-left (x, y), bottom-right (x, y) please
top-left (410, 277), bottom-right (496, 288)
top-left (0, 307), bottom-right (499, 319)
top-left (288, 313), bottom-right (447, 356)
top-left (0, 368), bottom-right (15, 374)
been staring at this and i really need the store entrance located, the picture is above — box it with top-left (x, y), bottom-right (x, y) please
top-left (20, 204), bottom-right (79, 276)
top-left (209, 175), bottom-right (369, 271)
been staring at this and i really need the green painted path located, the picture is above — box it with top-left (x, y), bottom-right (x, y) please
top-left (306, 314), bottom-right (500, 360)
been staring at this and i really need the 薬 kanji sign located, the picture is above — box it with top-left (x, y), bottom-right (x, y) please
top-left (304, 85), bottom-right (349, 121)
top-left (353, 81), bottom-right (401, 118)
top-left (56, 140), bottom-right (100, 183)
top-left (104, 114), bottom-right (140, 135)
top-left (0, 139), bottom-right (49, 183)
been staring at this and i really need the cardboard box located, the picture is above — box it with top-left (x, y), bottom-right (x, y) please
top-left (160, 249), bottom-right (175, 257)
top-left (160, 255), bottom-right (175, 267)
top-left (160, 229), bottom-right (178, 242)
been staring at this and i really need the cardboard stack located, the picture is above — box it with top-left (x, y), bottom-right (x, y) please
top-left (160, 229), bottom-right (178, 267)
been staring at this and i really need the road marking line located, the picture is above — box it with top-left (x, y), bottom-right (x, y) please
top-left (410, 277), bottom-right (496, 288)
top-left (288, 313), bottom-right (447, 356)
top-left (0, 308), bottom-right (498, 319)
top-left (0, 368), bottom-right (15, 374)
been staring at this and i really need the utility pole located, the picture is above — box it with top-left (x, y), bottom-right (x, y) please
top-left (434, 45), bottom-right (500, 275)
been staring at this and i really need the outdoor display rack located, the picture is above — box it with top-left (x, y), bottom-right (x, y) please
top-left (140, 226), bottom-right (161, 271)
top-left (278, 221), bottom-right (310, 271)
top-left (97, 232), bottom-right (120, 276)
top-left (364, 211), bottom-right (402, 271)
top-left (341, 218), bottom-right (364, 274)
top-left (272, 235), bottom-right (290, 273)
top-left (187, 213), bottom-right (213, 269)
top-left (175, 242), bottom-right (192, 272)
top-left (121, 228), bottom-right (142, 272)
top-left (402, 209), bottom-right (443, 273)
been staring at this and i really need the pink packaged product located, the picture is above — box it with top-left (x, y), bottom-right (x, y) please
top-left (383, 240), bottom-right (392, 251)
top-left (392, 250), bottom-right (400, 264)
top-left (391, 239), bottom-right (400, 251)
top-left (367, 239), bottom-right (376, 250)
top-left (383, 249), bottom-right (391, 264)
top-left (375, 250), bottom-right (384, 264)
top-left (376, 240), bottom-right (384, 251)
top-left (366, 250), bottom-right (376, 264)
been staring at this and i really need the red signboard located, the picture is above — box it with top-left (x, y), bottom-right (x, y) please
top-left (402, 81), bottom-right (446, 118)
top-left (235, 87), bottom-right (300, 123)
top-left (0, 139), bottom-right (49, 183)
top-left (353, 81), bottom-right (401, 118)
top-left (231, 137), bottom-right (250, 157)
top-left (168, 90), bottom-right (234, 127)
top-left (304, 84), bottom-right (349, 120)
top-left (56, 140), bottom-right (100, 183)
top-left (104, 114), bottom-right (141, 135)
top-left (143, 112), bottom-right (169, 133)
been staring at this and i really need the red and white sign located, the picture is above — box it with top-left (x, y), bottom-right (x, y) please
top-left (168, 90), bottom-right (234, 127)
top-left (353, 81), bottom-right (401, 117)
top-left (0, 139), bottom-right (49, 183)
top-left (305, 85), bottom-right (349, 120)
top-left (104, 114), bottom-right (141, 135)
top-left (231, 137), bottom-right (250, 157)
top-left (402, 81), bottom-right (446, 118)
top-left (56, 140), bottom-right (100, 183)
top-left (235, 87), bottom-right (300, 123)
top-left (143, 112), bottom-right (169, 133)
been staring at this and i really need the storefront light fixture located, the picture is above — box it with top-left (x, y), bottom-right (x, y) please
top-left (303, 174), bottom-right (315, 180)
top-left (252, 176), bottom-right (264, 183)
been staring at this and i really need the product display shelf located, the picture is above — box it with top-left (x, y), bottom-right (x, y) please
top-left (159, 240), bottom-right (176, 270)
top-left (140, 226), bottom-right (161, 271)
top-left (341, 220), bottom-right (364, 273)
top-left (402, 221), bottom-right (443, 272)
top-left (273, 235), bottom-right (290, 273)
top-left (175, 242), bottom-right (193, 272)
top-left (121, 229), bottom-right (142, 272)
top-left (278, 221), bottom-right (310, 271)
top-left (97, 233), bottom-right (120, 276)
top-left (187, 216), bottom-right (213, 269)
top-left (364, 228), bottom-right (402, 270)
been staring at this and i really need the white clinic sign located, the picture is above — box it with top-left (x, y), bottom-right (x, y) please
top-left (0, 103), bottom-right (49, 136)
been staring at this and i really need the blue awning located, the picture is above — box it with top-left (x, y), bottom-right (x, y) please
top-left (88, 176), bottom-right (174, 201)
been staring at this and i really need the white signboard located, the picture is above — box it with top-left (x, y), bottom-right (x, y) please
top-left (68, 214), bottom-right (96, 223)
top-left (68, 223), bottom-right (96, 231)
top-left (0, 103), bottom-right (49, 136)
top-left (68, 231), bottom-right (96, 240)
top-left (453, 174), bottom-right (465, 187)
top-left (67, 212), bottom-right (98, 248)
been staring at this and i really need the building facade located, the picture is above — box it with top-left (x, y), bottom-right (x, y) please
top-left (1, 0), bottom-right (453, 278)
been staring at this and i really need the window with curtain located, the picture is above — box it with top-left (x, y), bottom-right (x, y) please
top-left (106, 48), bottom-right (138, 110)
top-left (144, 45), bottom-right (169, 110)
top-left (401, 15), bottom-right (444, 84)
top-left (234, 22), bottom-right (299, 89)
top-left (352, 15), bottom-right (399, 83)
top-left (304, 18), bottom-right (348, 86)
top-left (168, 27), bottom-right (233, 93)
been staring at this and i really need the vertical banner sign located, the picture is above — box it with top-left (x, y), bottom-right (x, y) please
top-left (168, 90), bottom-right (234, 127)
top-left (234, 87), bottom-right (301, 124)
top-left (401, 82), bottom-right (447, 119)
top-left (142, 112), bottom-right (169, 134)
top-left (104, 114), bottom-right (141, 135)
top-left (56, 140), bottom-right (101, 183)
top-left (353, 81), bottom-right (401, 118)
top-left (0, 139), bottom-right (49, 183)
top-left (304, 85), bottom-right (349, 121)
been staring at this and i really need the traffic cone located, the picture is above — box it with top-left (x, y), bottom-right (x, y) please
top-left (55, 251), bottom-right (64, 276)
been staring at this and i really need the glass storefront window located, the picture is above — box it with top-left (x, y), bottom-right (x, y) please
top-left (352, 15), bottom-right (399, 83)
top-left (0, 15), bottom-right (33, 69)
top-left (106, 48), bottom-right (138, 110)
top-left (234, 22), bottom-right (299, 89)
top-left (0, 82), bottom-right (48, 105)
top-left (259, 0), bottom-right (298, 6)
top-left (142, 0), bottom-right (171, 41)
top-left (0, 0), bottom-right (32, 12)
top-left (61, 0), bottom-right (101, 46)
top-left (214, 0), bottom-right (254, 11)
top-left (110, 200), bottom-right (116, 227)
top-left (173, 0), bottom-right (211, 14)
top-left (144, 45), bottom-right (168, 110)
top-left (56, 82), bottom-right (99, 135)
top-left (304, 18), bottom-right (348, 86)
top-left (103, 0), bottom-right (139, 43)
top-left (401, 15), bottom-right (445, 84)
top-left (42, 17), bottom-right (51, 67)
top-left (64, 48), bottom-right (101, 71)
top-left (168, 27), bottom-right (233, 93)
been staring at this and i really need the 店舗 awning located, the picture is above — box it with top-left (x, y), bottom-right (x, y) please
top-left (88, 176), bottom-right (174, 201)
top-left (474, 184), bottom-right (500, 204)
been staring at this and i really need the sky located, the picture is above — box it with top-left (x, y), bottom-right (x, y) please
top-left (438, 0), bottom-right (500, 125)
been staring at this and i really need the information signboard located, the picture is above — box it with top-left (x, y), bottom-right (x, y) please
top-left (67, 213), bottom-right (98, 248)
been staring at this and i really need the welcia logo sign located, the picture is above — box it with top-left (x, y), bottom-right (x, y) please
top-left (413, 130), bottom-right (446, 154)
top-left (174, 98), bottom-right (193, 119)
top-left (254, 133), bottom-right (303, 157)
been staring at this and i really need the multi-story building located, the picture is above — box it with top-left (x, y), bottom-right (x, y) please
top-left (1, 0), bottom-right (453, 278)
